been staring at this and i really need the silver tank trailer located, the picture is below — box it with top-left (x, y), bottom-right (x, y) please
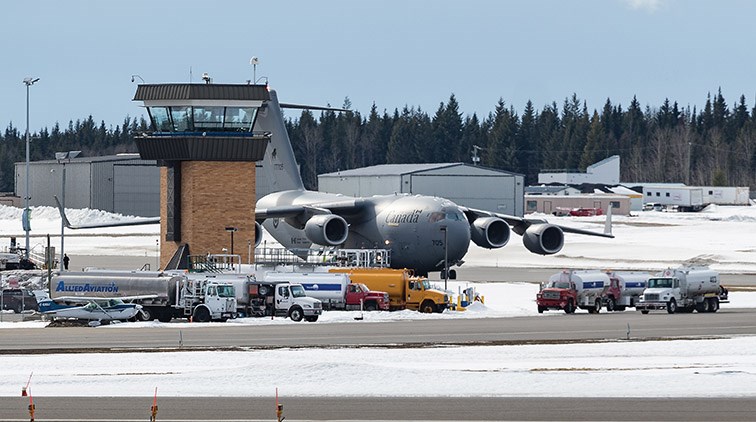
top-left (49, 271), bottom-right (181, 306)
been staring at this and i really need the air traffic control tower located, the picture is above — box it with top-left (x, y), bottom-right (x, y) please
top-left (132, 83), bottom-right (271, 268)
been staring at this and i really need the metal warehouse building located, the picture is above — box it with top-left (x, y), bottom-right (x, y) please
top-left (14, 154), bottom-right (159, 217)
top-left (318, 163), bottom-right (524, 216)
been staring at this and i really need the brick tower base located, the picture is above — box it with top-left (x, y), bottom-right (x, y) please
top-left (159, 161), bottom-right (256, 269)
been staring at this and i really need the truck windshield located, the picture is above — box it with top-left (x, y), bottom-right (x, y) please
top-left (648, 278), bottom-right (673, 288)
top-left (290, 285), bottom-right (307, 298)
top-left (550, 281), bottom-right (571, 289)
top-left (216, 285), bottom-right (235, 297)
top-left (357, 283), bottom-right (369, 293)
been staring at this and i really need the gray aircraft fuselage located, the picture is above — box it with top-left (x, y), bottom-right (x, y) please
top-left (258, 190), bottom-right (471, 274)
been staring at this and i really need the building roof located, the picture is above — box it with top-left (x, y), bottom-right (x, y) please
top-left (133, 83), bottom-right (270, 102)
top-left (320, 163), bottom-right (519, 177)
top-left (18, 154), bottom-right (155, 166)
top-left (524, 185), bottom-right (573, 194)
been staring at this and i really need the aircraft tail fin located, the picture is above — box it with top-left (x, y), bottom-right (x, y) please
top-left (255, 90), bottom-right (305, 197)
top-left (53, 196), bottom-right (73, 229)
top-left (604, 204), bottom-right (613, 236)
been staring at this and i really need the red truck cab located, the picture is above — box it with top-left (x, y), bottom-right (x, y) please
top-left (346, 283), bottom-right (390, 311)
top-left (536, 280), bottom-right (578, 314)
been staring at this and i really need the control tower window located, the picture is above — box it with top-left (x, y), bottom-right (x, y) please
top-left (225, 107), bottom-right (257, 131)
top-left (193, 106), bottom-right (225, 130)
top-left (170, 106), bottom-right (191, 131)
top-left (149, 107), bottom-right (172, 132)
top-left (146, 106), bottom-right (259, 133)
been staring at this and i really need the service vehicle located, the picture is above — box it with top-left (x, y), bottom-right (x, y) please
top-left (1, 288), bottom-right (39, 313)
top-left (636, 266), bottom-right (728, 314)
top-left (231, 277), bottom-right (322, 322)
top-left (536, 270), bottom-right (608, 314)
top-left (329, 267), bottom-right (450, 313)
top-left (602, 271), bottom-right (649, 311)
top-left (50, 271), bottom-right (237, 322)
top-left (264, 272), bottom-right (389, 311)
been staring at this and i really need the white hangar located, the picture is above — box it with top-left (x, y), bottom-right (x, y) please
top-left (318, 163), bottom-right (525, 217)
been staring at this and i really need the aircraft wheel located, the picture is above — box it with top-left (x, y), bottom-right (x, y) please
top-left (288, 306), bottom-right (304, 322)
top-left (193, 307), bottom-right (211, 323)
top-left (138, 307), bottom-right (153, 321)
top-left (449, 269), bottom-right (457, 280)
top-left (667, 299), bottom-right (677, 314)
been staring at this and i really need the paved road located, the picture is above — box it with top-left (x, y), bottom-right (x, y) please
top-left (1, 396), bottom-right (755, 421)
top-left (3, 308), bottom-right (756, 352)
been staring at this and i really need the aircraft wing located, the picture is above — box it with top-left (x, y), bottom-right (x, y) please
top-left (256, 199), bottom-right (368, 223)
top-left (460, 206), bottom-right (614, 238)
top-left (54, 196), bottom-right (159, 229)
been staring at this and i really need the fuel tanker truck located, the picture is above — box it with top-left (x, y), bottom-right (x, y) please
top-left (636, 266), bottom-right (728, 314)
top-left (50, 271), bottom-right (237, 322)
top-left (536, 269), bottom-right (609, 314)
top-left (601, 271), bottom-right (649, 311)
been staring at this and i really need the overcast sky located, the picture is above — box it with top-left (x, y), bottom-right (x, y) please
top-left (2, 0), bottom-right (755, 131)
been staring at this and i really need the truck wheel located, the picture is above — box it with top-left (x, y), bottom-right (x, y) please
top-left (288, 306), bottom-right (304, 322)
top-left (420, 301), bottom-right (436, 314)
top-left (305, 315), bottom-right (319, 322)
top-left (157, 310), bottom-right (173, 323)
top-left (605, 298), bottom-right (616, 312)
top-left (564, 300), bottom-right (575, 314)
top-left (14, 303), bottom-right (23, 314)
top-left (709, 297), bottom-right (719, 313)
top-left (364, 302), bottom-right (377, 312)
top-left (537, 306), bottom-right (545, 314)
top-left (193, 307), bottom-right (211, 323)
top-left (641, 310), bottom-right (649, 315)
top-left (667, 299), bottom-right (677, 314)
top-left (594, 299), bottom-right (601, 314)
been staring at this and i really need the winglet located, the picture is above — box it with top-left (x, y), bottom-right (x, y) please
top-left (604, 204), bottom-right (613, 236)
top-left (53, 195), bottom-right (73, 229)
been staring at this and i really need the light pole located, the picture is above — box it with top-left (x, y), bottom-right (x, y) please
top-left (55, 150), bottom-right (81, 270)
top-left (225, 226), bottom-right (238, 255)
top-left (440, 225), bottom-right (449, 291)
top-left (22, 77), bottom-right (39, 260)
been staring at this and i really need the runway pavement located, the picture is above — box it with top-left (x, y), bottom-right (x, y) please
top-left (1, 396), bottom-right (755, 421)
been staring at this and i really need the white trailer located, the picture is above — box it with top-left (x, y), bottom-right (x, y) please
top-left (702, 186), bottom-right (751, 206)
top-left (642, 186), bottom-right (705, 212)
top-left (637, 266), bottom-right (728, 314)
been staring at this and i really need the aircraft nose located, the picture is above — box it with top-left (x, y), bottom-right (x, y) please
top-left (442, 219), bottom-right (471, 263)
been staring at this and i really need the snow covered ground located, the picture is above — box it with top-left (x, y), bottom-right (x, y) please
top-left (1, 203), bottom-right (756, 397)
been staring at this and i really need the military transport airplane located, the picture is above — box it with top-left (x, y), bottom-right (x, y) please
top-left (253, 90), bottom-right (614, 277)
top-left (55, 85), bottom-right (613, 277)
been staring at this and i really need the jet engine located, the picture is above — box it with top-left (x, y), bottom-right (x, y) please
top-left (304, 214), bottom-right (349, 246)
top-left (254, 222), bottom-right (263, 248)
top-left (522, 224), bottom-right (564, 255)
top-left (470, 217), bottom-right (510, 249)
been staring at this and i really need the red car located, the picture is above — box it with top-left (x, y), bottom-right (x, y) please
top-left (568, 207), bottom-right (603, 217)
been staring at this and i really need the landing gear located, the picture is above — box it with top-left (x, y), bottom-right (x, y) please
top-left (440, 269), bottom-right (457, 280)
